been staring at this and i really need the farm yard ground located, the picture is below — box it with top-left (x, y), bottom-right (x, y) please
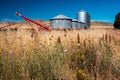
top-left (0, 21), bottom-right (120, 80)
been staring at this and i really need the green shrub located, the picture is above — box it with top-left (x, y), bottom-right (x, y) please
top-left (98, 41), bottom-right (113, 80)
top-left (0, 36), bottom-right (118, 80)
top-left (111, 59), bottom-right (120, 80)
top-left (114, 12), bottom-right (120, 29)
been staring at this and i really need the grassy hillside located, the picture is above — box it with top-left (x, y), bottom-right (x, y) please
top-left (0, 20), bottom-right (120, 80)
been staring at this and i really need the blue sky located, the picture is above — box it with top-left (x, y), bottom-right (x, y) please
top-left (0, 0), bottom-right (120, 23)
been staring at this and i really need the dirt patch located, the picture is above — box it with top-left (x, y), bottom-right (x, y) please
top-left (108, 29), bottom-right (120, 40)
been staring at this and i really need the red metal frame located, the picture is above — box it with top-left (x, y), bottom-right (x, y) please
top-left (16, 12), bottom-right (50, 31)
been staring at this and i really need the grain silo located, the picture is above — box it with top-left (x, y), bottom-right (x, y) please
top-left (50, 14), bottom-right (72, 29)
top-left (81, 22), bottom-right (85, 29)
top-left (77, 10), bottom-right (90, 29)
top-left (78, 21), bottom-right (82, 29)
top-left (72, 19), bottom-right (78, 29)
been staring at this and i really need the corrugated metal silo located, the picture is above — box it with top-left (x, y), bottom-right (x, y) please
top-left (78, 21), bottom-right (82, 29)
top-left (72, 19), bottom-right (78, 29)
top-left (81, 22), bottom-right (85, 29)
top-left (50, 14), bottom-right (72, 29)
top-left (77, 10), bottom-right (90, 29)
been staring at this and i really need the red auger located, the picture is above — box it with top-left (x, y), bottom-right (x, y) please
top-left (16, 12), bottom-right (50, 31)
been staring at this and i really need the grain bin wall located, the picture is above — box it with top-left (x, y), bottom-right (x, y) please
top-left (50, 14), bottom-right (72, 29)
top-left (78, 21), bottom-right (82, 28)
top-left (72, 19), bottom-right (78, 29)
top-left (77, 10), bottom-right (90, 29)
top-left (81, 22), bottom-right (85, 29)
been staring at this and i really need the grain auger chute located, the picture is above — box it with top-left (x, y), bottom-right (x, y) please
top-left (15, 12), bottom-right (50, 31)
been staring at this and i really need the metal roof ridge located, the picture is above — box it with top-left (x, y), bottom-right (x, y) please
top-left (51, 14), bottom-right (71, 19)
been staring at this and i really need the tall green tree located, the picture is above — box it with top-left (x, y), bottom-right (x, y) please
top-left (114, 12), bottom-right (120, 29)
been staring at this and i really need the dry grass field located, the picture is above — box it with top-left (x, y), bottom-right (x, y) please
top-left (0, 21), bottom-right (120, 80)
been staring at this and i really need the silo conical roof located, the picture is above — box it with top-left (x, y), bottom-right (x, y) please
top-left (50, 14), bottom-right (71, 20)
